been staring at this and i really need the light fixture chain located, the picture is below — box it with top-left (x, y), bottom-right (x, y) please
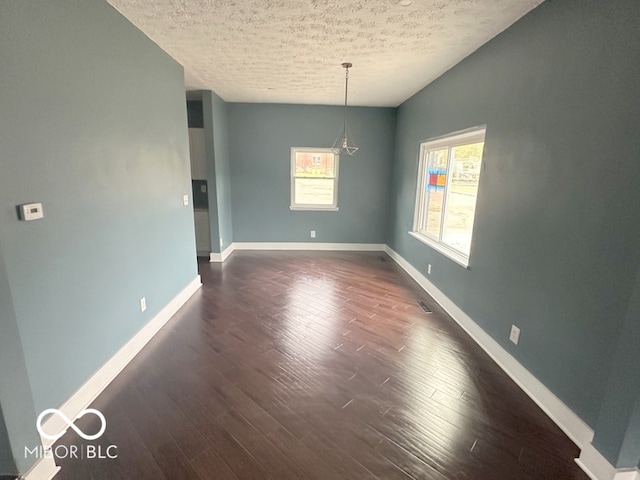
top-left (331, 62), bottom-right (358, 156)
top-left (344, 65), bottom-right (349, 140)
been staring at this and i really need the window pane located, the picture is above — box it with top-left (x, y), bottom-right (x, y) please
top-left (294, 178), bottom-right (335, 205)
top-left (423, 148), bottom-right (448, 238)
top-left (442, 141), bottom-right (484, 255)
top-left (295, 152), bottom-right (336, 178)
top-left (412, 128), bottom-right (485, 265)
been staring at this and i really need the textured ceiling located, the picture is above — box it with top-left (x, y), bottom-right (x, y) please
top-left (106, 0), bottom-right (543, 107)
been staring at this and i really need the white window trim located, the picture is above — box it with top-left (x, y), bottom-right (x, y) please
top-left (290, 206), bottom-right (339, 212)
top-left (408, 231), bottom-right (470, 268)
top-left (410, 126), bottom-right (486, 268)
top-left (290, 147), bottom-right (340, 211)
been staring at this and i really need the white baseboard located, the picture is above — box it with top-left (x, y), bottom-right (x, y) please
top-left (615, 470), bottom-right (640, 480)
top-left (384, 245), bottom-right (594, 449)
top-left (577, 443), bottom-right (640, 480)
top-left (221, 243), bottom-right (234, 261)
top-left (40, 276), bottom-right (202, 448)
top-left (577, 443), bottom-right (617, 480)
top-left (22, 455), bottom-right (59, 480)
top-left (210, 242), bottom-right (386, 262)
top-left (210, 243), bottom-right (234, 263)
top-left (232, 242), bottom-right (386, 252)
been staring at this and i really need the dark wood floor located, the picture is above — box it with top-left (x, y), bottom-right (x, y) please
top-left (54, 251), bottom-right (588, 479)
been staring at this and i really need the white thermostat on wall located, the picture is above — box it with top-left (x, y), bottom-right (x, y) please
top-left (18, 203), bottom-right (44, 221)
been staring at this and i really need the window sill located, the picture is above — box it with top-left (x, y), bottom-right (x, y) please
top-left (408, 231), bottom-right (470, 269)
top-left (290, 206), bottom-right (339, 212)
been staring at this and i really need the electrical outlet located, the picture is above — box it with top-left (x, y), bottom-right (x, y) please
top-left (509, 325), bottom-right (520, 345)
top-left (140, 297), bottom-right (147, 312)
top-left (310, 230), bottom-right (316, 238)
top-left (427, 264), bottom-right (432, 275)
top-left (220, 238), bottom-right (223, 248)
top-left (183, 194), bottom-right (189, 206)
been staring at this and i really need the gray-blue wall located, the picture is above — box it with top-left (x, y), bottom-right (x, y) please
top-left (202, 93), bottom-right (222, 253)
top-left (0, 405), bottom-right (15, 476)
top-left (593, 262), bottom-right (640, 467)
top-left (202, 91), bottom-right (234, 252)
top-left (228, 104), bottom-right (396, 243)
top-left (211, 93), bottom-right (234, 252)
top-left (0, 245), bottom-right (39, 475)
top-left (389, 0), bottom-right (640, 467)
top-left (0, 0), bottom-right (198, 473)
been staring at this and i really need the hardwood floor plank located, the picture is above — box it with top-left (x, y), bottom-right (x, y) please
top-left (217, 410), bottom-right (306, 480)
top-left (201, 417), bottom-right (273, 480)
top-left (264, 427), bottom-right (344, 480)
top-left (191, 447), bottom-right (240, 480)
top-left (150, 440), bottom-right (203, 480)
top-left (299, 430), bottom-right (380, 480)
top-left (52, 252), bottom-right (588, 480)
top-left (375, 436), bottom-right (451, 480)
top-left (91, 411), bottom-right (167, 480)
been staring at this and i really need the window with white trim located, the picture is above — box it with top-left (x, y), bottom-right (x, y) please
top-left (290, 148), bottom-right (339, 211)
top-left (411, 127), bottom-right (485, 266)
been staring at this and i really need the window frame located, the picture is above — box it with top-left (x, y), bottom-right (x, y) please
top-left (290, 147), bottom-right (340, 211)
top-left (410, 126), bottom-right (486, 268)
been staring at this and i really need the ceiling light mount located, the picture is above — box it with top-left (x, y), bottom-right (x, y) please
top-left (331, 62), bottom-right (358, 156)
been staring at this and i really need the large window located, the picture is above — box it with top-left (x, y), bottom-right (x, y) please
top-left (290, 148), bottom-right (339, 211)
top-left (411, 127), bottom-right (485, 266)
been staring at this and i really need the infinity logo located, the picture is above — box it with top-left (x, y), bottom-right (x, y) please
top-left (36, 408), bottom-right (106, 442)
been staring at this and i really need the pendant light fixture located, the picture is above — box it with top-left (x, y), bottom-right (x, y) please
top-left (331, 62), bottom-right (358, 156)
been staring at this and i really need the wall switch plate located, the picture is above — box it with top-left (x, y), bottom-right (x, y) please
top-left (183, 194), bottom-right (189, 206)
top-left (427, 264), bottom-right (432, 275)
top-left (510, 325), bottom-right (520, 345)
top-left (18, 203), bottom-right (44, 221)
top-left (310, 230), bottom-right (316, 238)
top-left (220, 238), bottom-right (223, 248)
top-left (140, 297), bottom-right (147, 312)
